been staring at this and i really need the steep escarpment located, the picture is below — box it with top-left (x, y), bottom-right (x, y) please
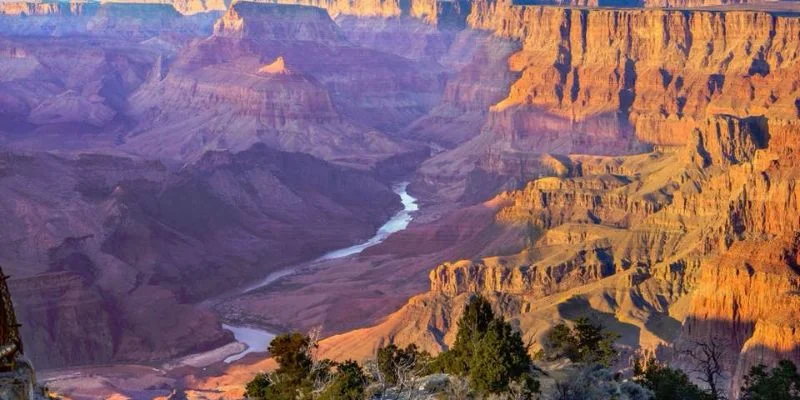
top-left (1, 146), bottom-right (399, 369)
top-left (0, 2), bottom-right (215, 38)
top-left (315, 115), bottom-right (800, 398)
top-left (101, 0), bottom-right (229, 15)
top-left (414, 3), bottom-right (799, 204)
top-left (673, 119), bottom-right (800, 394)
top-left (467, 3), bottom-right (799, 146)
top-left (212, 2), bottom-right (346, 43)
top-left (253, 0), bottom-right (471, 26)
top-left (125, 2), bottom-right (446, 164)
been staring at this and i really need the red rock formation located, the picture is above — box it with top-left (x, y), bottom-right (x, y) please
top-left (415, 2), bottom-right (799, 204)
top-left (304, 116), bottom-right (800, 399)
top-left (467, 2), bottom-right (799, 146)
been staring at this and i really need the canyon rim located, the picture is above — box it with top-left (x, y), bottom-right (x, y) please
top-left (0, 0), bottom-right (798, 398)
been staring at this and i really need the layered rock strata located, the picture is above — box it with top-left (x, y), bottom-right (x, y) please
top-left (314, 115), bottom-right (800, 396)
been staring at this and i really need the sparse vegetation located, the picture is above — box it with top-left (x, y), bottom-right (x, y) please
top-left (245, 329), bottom-right (339, 400)
top-left (244, 298), bottom-right (798, 400)
top-left (369, 343), bottom-right (430, 398)
top-left (544, 317), bottom-right (619, 367)
top-left (318, 360), bottom-right (368, 400)
top-left (431, 295), bottom-right (539, 397)
top-left (633, 357), bottom-right (710, 400)
top-left (679, 337), bottom-right (728, 400)
top-left (553, 364), bottom-right (651, 400)
top-left (741, 359), bottom-right (800, 400)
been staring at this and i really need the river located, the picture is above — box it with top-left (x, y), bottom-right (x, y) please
top-left (222, 182), bottom-right (419, 363)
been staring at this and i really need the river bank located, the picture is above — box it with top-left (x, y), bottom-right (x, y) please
top-left (220, 182), bottom-right (419, 364)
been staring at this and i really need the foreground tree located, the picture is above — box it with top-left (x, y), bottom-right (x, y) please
top-left (545, 317), bottom-right (619, 366)
top-left (432, 295), bottom-right (539, 396)
top-left (633, 357), bottom-right (710, 400)
top-left (441, 294), bottom-right (496, 375)
top-left (318, 360), bottom-right (367, 400)
top-left (469, 317), bottom-right (534, 394)
top-left (245, 329), bottom-right (347, 400)
top-left (680, 337), bottom-right (728, 400)
top-left (741, 360), bottom-right (800, 400)
top-left (368, 343), bottom-right (430, 398)
top-left (245, 372), bottom-right (272, 399)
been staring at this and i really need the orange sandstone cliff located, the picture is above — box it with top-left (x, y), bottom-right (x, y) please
top-left (317, 116), bottom-right (800, 395)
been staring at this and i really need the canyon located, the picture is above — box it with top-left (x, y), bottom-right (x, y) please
top-left (0, 0), bottom-right (796, 398)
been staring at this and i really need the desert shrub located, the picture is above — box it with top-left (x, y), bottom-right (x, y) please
top-left (245, 331), bottom-right (349, 400)
top-left (245, 372), bottom-right (271, 399)
top-left (375, 343), bottom-right (430, 386)
top-left (553, 364), bottom-right (651, 400)
top-left (545, 317), bottom-right (619, 366)
top-left (633, 357), bottom-right (710, 400)
top-left (741, 360), bottom-right (800, 400)
top-left (318, 360), bottom-right (367, 400)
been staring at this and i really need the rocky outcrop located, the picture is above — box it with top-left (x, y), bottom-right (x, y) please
top-left (466, 2), bottom-right (799, 146)
top-left (0, 2), bottom-right (214, 38)
top-left (213, 2), bottom-right (346, 43)
top-left (258, 56), bottom-right (289, 74)
top-left (0, 357), bottom-right (49, 400)
top-left (123, 2), bottom-right (447, 163)
top-left (414, 2), bottom-right (799, 204)
top-left (307, 115), bottom-right (800, 399)
top-left (101, 0), bottom-right (229, 15)
top-left (251, 0), bottom-right (471, 26)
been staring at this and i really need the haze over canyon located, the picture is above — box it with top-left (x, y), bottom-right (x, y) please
top-left (0, 0), bottom-right (798, 397)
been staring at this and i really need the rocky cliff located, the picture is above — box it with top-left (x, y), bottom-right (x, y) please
top-left (101, 0), bottom-right (229, 15)
top-left (315, 115), bottom-right (800, 396)
top-left (412, 2), bottom-right (799, 204)
top-left (123, 2), bottom-right (446, 164)
top-left (249, 0), bottom-right (471, 26)
top-left (212, 2), bottom-right (346, 42)
top-left (468, 2), bottom-right (800, 146)
top-left (0, 0), bottom-right (799, 397)
top-left (0, 2), bottom-right (216, 38)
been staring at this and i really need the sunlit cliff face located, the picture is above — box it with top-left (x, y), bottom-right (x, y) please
top-left (0, 0), bottom-right (798, 398)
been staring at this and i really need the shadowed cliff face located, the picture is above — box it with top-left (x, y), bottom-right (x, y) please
top-left (1, 146), bottom-right (399, 369)
top-left (123, 2), bottom-right (447, 164)
top-left (0, 2), bottom-right (218, 37)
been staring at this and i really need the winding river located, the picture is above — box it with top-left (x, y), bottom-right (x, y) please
top-left (222, 182), bottom-right (419, 363)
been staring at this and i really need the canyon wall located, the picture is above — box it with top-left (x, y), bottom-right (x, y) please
top-left (411, 0), bottom-right (799, 204)
top-left (1, 146), bottom-right (400, 369)
top-left (317, 115), bottom-right (800, 396)
top-left (0, 2), bottom-right (217, 38)
top-left (467, 1), bottom-right (799, 146)
top-left (0, 0), bottom-right (799, 396)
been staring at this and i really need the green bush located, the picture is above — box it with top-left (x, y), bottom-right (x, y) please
top-left (244, 372), bottom-right (271, 399)
top-left (554, 364), bottom-right (651, 400)
top-left (545, 317), bottom-right (619, 366)
top-left (318, 360), bottom-right (367, 400)
top-left (741, 359), bottom-right (800, 400)
top-left (633, 357), bottom-right (710, 400)
top-left (432, 295), bottom-right (538, 396)
top-left (375, 343), bottom-right (430, 385)
top-left (245, 332), bottom-right (336, 399)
